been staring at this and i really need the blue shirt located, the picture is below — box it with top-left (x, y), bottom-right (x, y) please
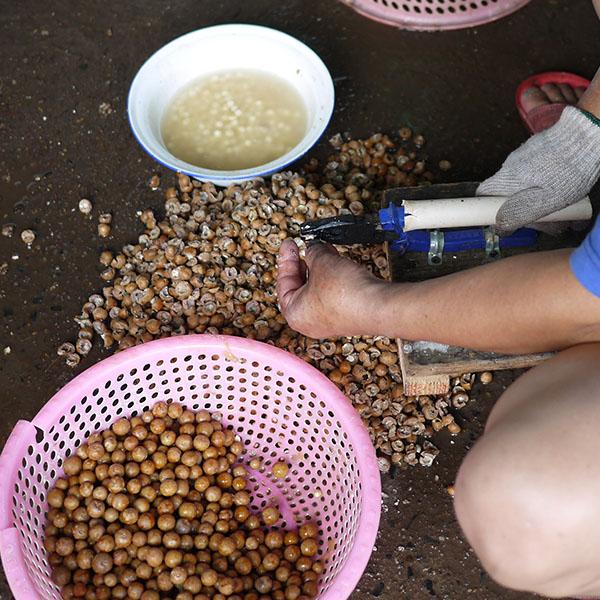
top-left (571, 216), bottom-right (600, 296)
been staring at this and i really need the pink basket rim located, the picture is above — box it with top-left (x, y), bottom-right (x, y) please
top-left (0, 334), bottom-right (382, 600)
top-left (340, 0), bottom-right (532, 31)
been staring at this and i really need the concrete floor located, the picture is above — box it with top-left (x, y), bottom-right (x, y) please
top-left (1, 0), bottom-right (599, 598)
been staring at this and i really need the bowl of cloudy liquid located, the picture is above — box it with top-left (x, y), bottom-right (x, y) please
top-left (128, 24), bottom-right (335, 186)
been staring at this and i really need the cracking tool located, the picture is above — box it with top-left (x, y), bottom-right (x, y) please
top-left (301, 189), bottom-right (592, 264)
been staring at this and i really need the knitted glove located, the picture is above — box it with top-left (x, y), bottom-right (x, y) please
top-left (477, 106), bottom-right (600, 233)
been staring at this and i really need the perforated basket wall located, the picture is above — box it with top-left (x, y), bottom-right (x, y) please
top-left (0, 335), bottom-right (381, 600)
top-left (341, 0), bottom-right (532, 31)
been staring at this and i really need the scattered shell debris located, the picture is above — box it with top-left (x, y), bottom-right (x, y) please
top-left (78, 198), bottom-right (93, 214)
top-left (149, 174), bottom-right (161, 190)
top-left (97, 212), bottom-right (112, 238)
top-left (1, 223), bottom-right (15, 238)
top-left (20, 228), bottom-right (36, 245)
top-left (479, 371), bottom-right (493, 385)
top-left (59, 130), bottom-right (476, 471)
top-left (98, 101), bottom-right (113, 116)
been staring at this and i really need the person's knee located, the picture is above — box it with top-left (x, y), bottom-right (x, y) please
top-left (454, 435), bottom-right (580, 596)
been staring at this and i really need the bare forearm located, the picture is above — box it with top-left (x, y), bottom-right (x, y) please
top-left (577, 0), bottom-right (600, 112)
top-left (576, 0), bottom-right (600, 116)
top-left (578, 67), bottom-right (600, 118)
top-left (376, 249), bottom-right (600, 354)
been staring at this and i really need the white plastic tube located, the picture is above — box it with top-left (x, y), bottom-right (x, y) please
top-left (402, 196), bottom-right (593, 232)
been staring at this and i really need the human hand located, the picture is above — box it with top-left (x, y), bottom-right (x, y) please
top-left (276, 239), bottom-right (386, 339)
top-left (477, 106), bottom-right (600, 233)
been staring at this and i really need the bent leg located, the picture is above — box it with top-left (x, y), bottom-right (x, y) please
top-left (455, 343), bottom-right (600, 599)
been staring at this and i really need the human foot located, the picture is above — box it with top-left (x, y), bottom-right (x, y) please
top-left (521, 83), bottom-right (586, 113)
top-left (515, 72), bottom-right (590, 134)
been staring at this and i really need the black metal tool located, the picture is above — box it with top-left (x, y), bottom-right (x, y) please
top-left (299, 213), bottom-right (398, 246)
top-left (299, 184), bottom-right (476, 246)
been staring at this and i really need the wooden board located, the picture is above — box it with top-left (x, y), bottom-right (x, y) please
top-left (384, 183), bottom-right (584, 395)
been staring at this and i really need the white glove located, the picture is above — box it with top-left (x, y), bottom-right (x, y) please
top-left (477, 106), bottom-right (600, 233)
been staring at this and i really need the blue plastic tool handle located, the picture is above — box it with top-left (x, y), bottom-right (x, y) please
top-left (391, 228), bottom-right (537, 252)
top-left (379, 204), bottom-right (405, 233)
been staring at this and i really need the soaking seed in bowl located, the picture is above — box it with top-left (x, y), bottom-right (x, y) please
top-left (161, 69), bottom-right (307, 171)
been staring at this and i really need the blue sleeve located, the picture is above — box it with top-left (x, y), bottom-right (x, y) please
top-left (570, 216), bottom-right (600, 297)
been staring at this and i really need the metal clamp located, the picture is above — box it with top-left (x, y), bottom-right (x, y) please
top-left (428, 230), bottom-right (444, 265)
top-left (484, 227), bottom-right (501, 259)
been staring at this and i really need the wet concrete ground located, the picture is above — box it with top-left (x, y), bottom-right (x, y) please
top-left (1, 0), bottom-right (599, 598)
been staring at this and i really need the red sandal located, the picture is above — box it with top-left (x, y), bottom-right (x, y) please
top-left (516, 71), bottom-right (590, 134)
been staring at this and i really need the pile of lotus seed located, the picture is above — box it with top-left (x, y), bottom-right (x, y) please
top-left (58, 130), bottom-right (474, 472)
top-left (44, 402), bottom-right (321, 600)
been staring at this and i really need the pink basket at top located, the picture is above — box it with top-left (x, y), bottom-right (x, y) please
top-left (0, 335), bottom-right (381, 600)
top-left (341, 0), bottom-right (532, 31)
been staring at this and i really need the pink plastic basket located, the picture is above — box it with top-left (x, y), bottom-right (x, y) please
top-left (0, 335), bottom-right (381, 600)
top-left (341, 0), bottom-right (532, 31)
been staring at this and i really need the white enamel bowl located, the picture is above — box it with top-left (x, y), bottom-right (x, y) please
top-left (127, 24), bottom-right (335, 186)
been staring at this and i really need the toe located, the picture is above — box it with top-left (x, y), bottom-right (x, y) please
top-left (539, 83), bottom-right (566, 103)
top-left (557, 83), bottom-right (577, 104)
top-left (521, 86), bottom-right (550, 112)
top-left (575, 86), bottom-right (587, 100)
